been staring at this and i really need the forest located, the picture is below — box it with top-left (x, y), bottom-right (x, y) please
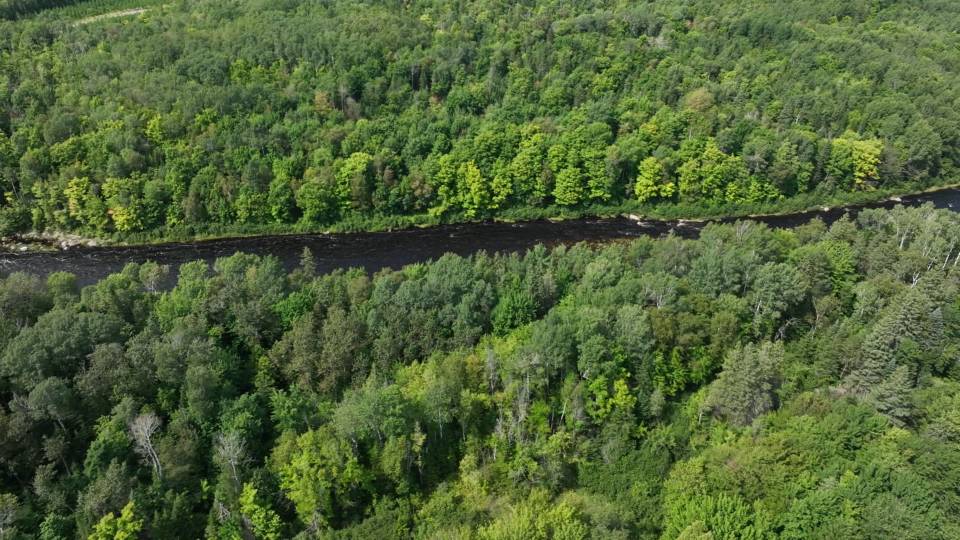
top-left (0, 203), bottom-right (958, 538)
top-left (1, 0), bottom-right (960, 240)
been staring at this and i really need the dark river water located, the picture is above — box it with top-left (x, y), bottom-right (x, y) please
top-left (4, 188), bottom-right (960, 287)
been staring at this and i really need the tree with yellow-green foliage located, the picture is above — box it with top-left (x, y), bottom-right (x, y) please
top-left (477, 490), bottom-right (589, 540)
top-left (337, 152), bottom-right (375, 211)
top-left (274, 426), bottom-right (371, 529)
top-left (827, 133), bottom-right (883, 190)
top-left (553, 167), bottom-right (584, 206)
top-left (635, 157), bottom-right (674, 202)
top-left (428, 154), bottom-right (460, 217)
top-left (678, 139), bottom-right (745, 203)
top-left (87, 502), bottom-right (142, 540)
top-left (457, 161), bottom-right (491, 218)
top-left (63, 177), bottom-right (110, 231)
top-left (102, 176), bottom-right (145, 232)
top-left (510, 126), bottom-right (548, 204)
top-left (240, 483), bottom-right (283, 540)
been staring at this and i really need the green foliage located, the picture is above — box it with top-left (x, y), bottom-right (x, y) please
top-left (1, 0), bottom-right (953, 240)
top-left (239, 483), bottom-right (283, 540)
top-left (552, 167), bottom-right (584, 207)
top-left (477, 490), bottom-right (589, 540)
top-left (706, 342), bottom-right (784, 427)
top-left (664, 492), bottom-right (770, 540)
top-left (0, 200), bottom-right (959, 536)
top-left (634, 157), bottom-right (674, 202)
top-left (492, 286), bottom-right (536, 336)
top-left (87, 502), bottom-right (142, 540)
top-left (276, 426), bottom-right (372, 528)
top-left (827, 134), bottom-right (884, 190)
top-left (0, 493), bottom-right (21, 537)
top-left (653, 349), bottom-right (689, 397)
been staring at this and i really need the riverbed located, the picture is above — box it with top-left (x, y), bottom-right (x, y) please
top-left (3, 188), bottom-right (959, 287)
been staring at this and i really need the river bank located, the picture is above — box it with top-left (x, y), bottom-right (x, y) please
top-left (4, 180), bottom-right (957, 253)
top-left (0, 231), bottom-right (105, 253)
top-left (3, 183), bottom-right (959, 289)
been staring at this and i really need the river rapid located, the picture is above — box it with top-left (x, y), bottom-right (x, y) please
top-left (4, 188), bottom-right (960, 288)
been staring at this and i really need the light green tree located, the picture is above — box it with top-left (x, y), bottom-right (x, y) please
top-left (428, 154), bottom-right (459, 217)
top-left (510, 127), bottom-right (547, 202)
top-left (102, 176), bottom-right (145, 232)
top-left (296, 167), bottom-right (338, 224)
top-left (663, 493), bottom-right (767, 540)
top-left (678, 139), bottom-right (745, 203)
top-left (239, 483), bottom-right (283, 540)
top-left (477, 490), bottom-right (589, 540)
top-left (553, 167), bottom-right (584, 206)
top-left (276, 426), bottom-right (370, 529)
top-left (0, 130), bottom-right (14, 167)
top-left (457, 160), bottom-right (491, 217)
top-left (634, 157), bottom-right (668, 202)
top-left (699, 139), bottom-right (730, 200)
top-left (145, 114), bottom-right (165, 145)
top-left (828, 133), bottom-right (882, 190)
top-left (337, 152), bottom-right (374, 210)
top-left (583, 146), bottom-right (611, 201)
top-left (64, 177), bottom-right (110, 231)
top-left (491, 161), bottom-right (513, 209)
top-left (87, 502), bottom-right (142, 540)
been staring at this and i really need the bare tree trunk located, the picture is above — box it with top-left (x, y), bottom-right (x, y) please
top-left (216, 431), bottom-right (248, 489)
top-left (130, 413), bottom-right (163, 480)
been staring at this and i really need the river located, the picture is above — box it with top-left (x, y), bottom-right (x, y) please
top-left (3, 188), bottom-right (960, 288)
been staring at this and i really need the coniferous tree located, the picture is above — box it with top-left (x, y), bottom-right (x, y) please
top-left (707, 341), bottom-right (784, 427)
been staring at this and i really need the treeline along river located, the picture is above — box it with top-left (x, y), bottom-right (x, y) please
top-left (4, 188), bottom-right (960, 288)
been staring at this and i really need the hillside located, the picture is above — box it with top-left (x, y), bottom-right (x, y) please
top-left (0, 204), bottom-right (959, 538)
top-left (1, 0), bottom-right (959, 240)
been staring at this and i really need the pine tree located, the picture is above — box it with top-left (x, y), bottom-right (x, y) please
top-left (847, 289), bottom-right (927, 394)
top-left (866, 365), bottom-right (913, 425)
top-left (707, 342), bottom-right (783, 427)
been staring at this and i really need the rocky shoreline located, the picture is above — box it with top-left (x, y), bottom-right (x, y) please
top-left (1, 231), bottom-right (102, 252)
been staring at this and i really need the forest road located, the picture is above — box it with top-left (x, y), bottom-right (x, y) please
top-left (74, 8), bottom-right (149, 25)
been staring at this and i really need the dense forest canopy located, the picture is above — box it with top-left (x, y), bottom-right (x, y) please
top-left (0, 0), bottom-right (80, 20)
top-left (0, 203), bottom-right (959, 538)
top-left (0, 0), bottom-right (959, 238)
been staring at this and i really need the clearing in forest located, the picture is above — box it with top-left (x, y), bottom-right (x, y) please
top-left (73, 7), bottom-right (148, 25)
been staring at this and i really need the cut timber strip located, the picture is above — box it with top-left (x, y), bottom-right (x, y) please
top-left (74, 8), bottom-right (149, 26)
